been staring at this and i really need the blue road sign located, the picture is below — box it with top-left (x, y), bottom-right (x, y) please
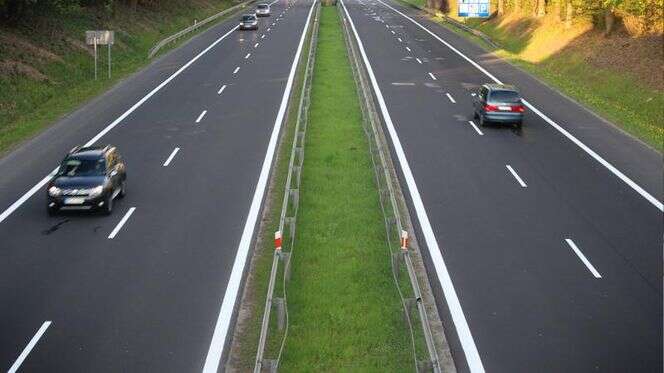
top-left (458, 0), bottom-right (490, 17)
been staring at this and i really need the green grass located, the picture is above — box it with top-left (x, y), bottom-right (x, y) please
top-left (278, 6), bottom-right (413, 371)
top-left (437, 17), bottom-right (664, 152)
top-left (0, 0), bottom-right (243, 155)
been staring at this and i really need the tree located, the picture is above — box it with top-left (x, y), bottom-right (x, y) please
top-left (565, 0), bottom-right (573, 28)
top-left (498, 0), bottom-right (505, 14)
top-left (514, 0), bottom-right (521, 13)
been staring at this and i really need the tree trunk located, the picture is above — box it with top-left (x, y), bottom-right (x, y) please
top-left (604, 8), bottom-right (616, 35)
top-left (498, 0), bottom-right (504, 15)
top-left (565, 0), bottom-right (573, 28)
top-left (535, 0), bottom-right (545, 17)
top-left (514, 0), bottom-right (521, 13)
top-left (130, 0), bottom-right (138, 12)
top-left (553, 0), bottom-right (561, 22)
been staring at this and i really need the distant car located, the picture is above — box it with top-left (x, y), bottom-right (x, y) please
top-left (473, 84), bottom-right (525, 128)
top-left (46, 145), bottom-right (126, 216)
top-left (239, 14), bottom-right (259, 30)
top-left (255, 3), bottom-right (271, 16)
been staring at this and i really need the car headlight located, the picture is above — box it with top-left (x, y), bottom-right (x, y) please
top-left (48, 186), bottom-right (61, 196)
top-left (88, 185), bottom-right (104, 198)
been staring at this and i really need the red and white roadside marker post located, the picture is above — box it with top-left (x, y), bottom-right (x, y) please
top-left (400, 230), bottom-right (409, 252)
top-left (275, 230), bottom-right (282, 253)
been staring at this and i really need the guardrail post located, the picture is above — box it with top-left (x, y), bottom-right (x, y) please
top-left (391, 252), bottom-right (402, 280)
top-left (273, 297), bottom-right (286, 331)
top-left (289, 189), bottom-right (299, 211)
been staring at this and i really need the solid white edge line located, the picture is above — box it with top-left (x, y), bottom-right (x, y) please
top-left (376, 0), bottom-right (663, 212)
top-left (0, 24), bottom-right (240, 225)
top-left (506, 165), bottom-right (527, 188)
top-left (107, 207), bottom-right (136, 239)
top-left (565, 239), bottom-right (602, 278)
top-left (428, 72), bottom-right (437, 80)
top-left (201, 1), bottom-right (317, 371)
top-left (8, 321), bottom-right (52, 373)
top-left (196, 110), bottom-right (208, 123)
top-left (163, 147), bottom-right (181, 167)
top-left (446, 92), bottom-right (456, 103)
top-left (468, 120), bottom-right (483, 136)
top-left (339, 1), bottom-right (485, 371)
top-left (233, 66), bottom-right (240, 74)
top-left (218, 84), bottom-right (227, 95)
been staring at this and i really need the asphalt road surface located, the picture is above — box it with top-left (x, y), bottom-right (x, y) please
top-left (340, 0), bottom-right (662, 372)
top-left (0, 0), bottom-right (315, 371)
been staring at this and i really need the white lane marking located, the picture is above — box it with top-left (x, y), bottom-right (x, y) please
top-left (406, 46), bottom-right (411, 52)
top-left (195, 110), bottom-right (208, 123)
top-left (0, 24), bottom-right (240, 225)
top-left (201, 1), bottom-right (317, 371)
top-left (233, 66), bottom-right (240, 74)
top-left (254, 42), bottom-right (260, 47)
top-left (416, 57), bottom-right (422, 64)
top-left (267, 27), bottom-right (271, 31)
top-left (471, 92), bottom-right (476, 96)
top-left (392, 82), bottom-right (415, 86)
top-left (565, 239), bottom-right (602, 278)
top-left (245, 53), bottom-right (251, 59)
top-left (107, 207), bottom-right (136, 239)
top-left (446, 93), bottom-right (456, 103)
top-left (162, 147), bottom-right (180, 167)
top-left (272, 22), bottom-right (276, 26)
top-left (428, 72), bottom-right (437, 80)
top-left (397, 37), bottom-right (402, 42)
top-left (506, 165), bottom-right (527, 187)
top-left (391, 30), bottom-right (396, 34)
top-left (376, 0), bottom-right (663, 212)
top-left (468, 120), bottom-right (483, 135)
top-left (8, 321), bottom-right (52, 373)
top-left (217, 84), bottom-right (227, 95)
top-left (340, 1), bottom-right (484, 372)
top-left (261, 34), bottom-right (266, 39)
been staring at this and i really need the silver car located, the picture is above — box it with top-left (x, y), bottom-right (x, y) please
top-left (473, 84), bottom-right (525, 128)
top-left (255, 3), bottom-right (271, 16)
top-left (239, 14), bottom-right (258, 30)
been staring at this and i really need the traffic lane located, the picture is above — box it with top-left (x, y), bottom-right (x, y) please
top-left (0, 4), bottom-right (263, 216)
top-left (365, 0), bottom-right (663, 289)
top-left (344, 1), bottom-right (662, 371)
top-left (0, 2), bottom-right (312, 371)
top-left (378, 0), bottom-right (662, 204)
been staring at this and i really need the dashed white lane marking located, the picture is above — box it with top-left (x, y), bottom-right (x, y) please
top-left (468, 120), bottom-right (483, 135)
top-left (376, 0), bottom-right (662, 212)
top-left (392, 82), bottom-right (415, 86)
top-left (446, 93), bottom-right (456, 103)
top-left (339, 1), bottom-right (482, 371)
top-left (201, 2), bottom-right (317, 371)
top-left (8, 321), bottom-right (52, 373)
top-left (416, 58), bottom-right (422, 64)
top-left (428, 72), bottom-right (437, 80)
top-left (217, 84), bottom-right (227, 95)
top-left (272, 22), bottom-right (276, 26)
top-left (390, 30), bottom-right (395, 34)
top-left (406, 46), bottom-right (411, 52)
top-left (108, 207), bottom-right (136, 239)
top-left (267, 27), bottom-right (271, 31)
top-left (261, 34), bottom-right (266, 39)
top-left (196, 110), bottom-right (208, 123)
top-left (397, 37), bottom-right (402, 42)
top-left (163, 147), bottom-right (180, 167)
top-left (245, 53), bottom-right (251, 59)
top-left (565, 239), bottom-right (602, 278)
top-left (233, 66), bottom-right (240, 74)
top-left (506, 165), bottom-right (527, 188)
top-left (254, 42), bottom-right (260, 47)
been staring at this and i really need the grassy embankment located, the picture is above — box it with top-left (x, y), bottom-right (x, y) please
top-left (277, 5), bottom-right (414, 371)
top-left (0, 0), bottom-right (242, 154)
top-left (397, 0), bottom-right (663, 152)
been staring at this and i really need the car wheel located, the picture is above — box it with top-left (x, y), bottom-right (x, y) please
top-left (118, 181), bottom-right (126, 199)
top-left (102, 196), bottom-right (113, 215)
top-left (515, 120), bottom-right (523, 129)
top-left (473, 111), bottom-right (479, 120)
top-left (47, 205), bottom-right (58, 216)
top-left (479, 115), bottom-right (487, 127)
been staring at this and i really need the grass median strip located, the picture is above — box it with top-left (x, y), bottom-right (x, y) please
top-left (279, 6), bottom-right (413, 371)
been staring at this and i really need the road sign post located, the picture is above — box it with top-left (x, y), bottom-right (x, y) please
top-left (86, 30), bottom-right (115, 80)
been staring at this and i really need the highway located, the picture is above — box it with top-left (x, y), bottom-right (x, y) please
top-left (339, 0), bottom-right (662, 372)
top-left (0, 0), bottom-right (315, 371)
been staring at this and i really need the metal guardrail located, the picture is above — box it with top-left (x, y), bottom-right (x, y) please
top-left (338, 2), bottom-right (441, 372)
top-left (148, 0), bottom-right (255, 58)
top-left (253, 3), bottom-right (321, 372)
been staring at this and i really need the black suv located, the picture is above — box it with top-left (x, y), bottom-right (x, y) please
top-left (46, 145), bottom-right (126, 215)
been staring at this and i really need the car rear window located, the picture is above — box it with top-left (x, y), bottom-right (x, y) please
top-left (242, 15), bottom-right (255, 21)
top-left (489, 90), bottom-right (520, 103)
top-left (258, 4), bottom-right (268, 8)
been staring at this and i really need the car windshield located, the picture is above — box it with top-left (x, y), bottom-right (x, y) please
top-left (242, 15), bottom-right (255, 21)
top-left (489, 90), bottom-right (520, 103)
top-left (58, 157), bottom-right (106, 177)
top-left (258, 5), bottom-right (268, 9)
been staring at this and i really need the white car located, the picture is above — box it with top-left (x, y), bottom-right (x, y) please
top-left (255, 3), bottom-right (271, 16)
top-left (239, 14), bottom-right (258, 30)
